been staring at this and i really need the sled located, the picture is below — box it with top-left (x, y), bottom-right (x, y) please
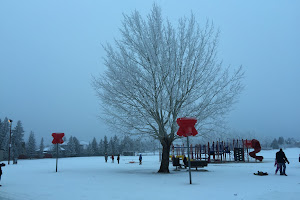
top-left (253, 171), bottom-right (268, 176)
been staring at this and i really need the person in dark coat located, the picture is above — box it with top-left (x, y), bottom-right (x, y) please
top-left (105, 153), bottom-right (108, 163)
top-left (276, 148), bottom-right (290, 176)
top-left (183, 155), bottom-right (188, 169)
top-left (117, 154), bottom-right (120, 164)
top-left (0, 163), bottom-right (5, 186)
top-left (139, 154), bottom-right (142, 165)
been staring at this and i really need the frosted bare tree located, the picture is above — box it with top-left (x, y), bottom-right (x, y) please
top-left (93, 5), bottom-right (244, 173)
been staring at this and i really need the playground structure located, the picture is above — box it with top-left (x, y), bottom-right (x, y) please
top-left (171, 139), bottom-right (264, 163)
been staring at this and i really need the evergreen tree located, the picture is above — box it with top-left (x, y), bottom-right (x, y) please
top-left (0, 119), bottom-right (2, 148)
top-left (113, 135), bottom-right (119, 154)
top-left (73, 137), bottom-right (81, 156)
top-left (271, 139), bottom-right (279, 149)
top-left (278, 137), bottom-right (285, 145)
top-left (0, 117), bottom-right (10, 152)
top-left (91, 137), bottom-right (98, 156)
top-left (119, 135), bottom-right (132, 153)
top-left (26, 131), bottom-right (36, 159)
top-left (108, 137), bottom-right (114, 155)
top-left (39, 137), bottom-right (44, 158)
top-left (86, 143), bottom-right (92, 156)
top-left (62, 136), bottom-right (67, 143)
top-left (285, 138), bottom-right (295, 146)
top-left (12, 120), bottom-right (25, 159)
top-left (67, 136), bottom-right (76, 157)
top-left (103, 135), bottom-right (108, 154)
top-left (99, 139), bottom-right (104, 156)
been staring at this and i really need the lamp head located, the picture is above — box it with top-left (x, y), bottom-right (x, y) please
top-left (8, 119), bottom-right (13, 123)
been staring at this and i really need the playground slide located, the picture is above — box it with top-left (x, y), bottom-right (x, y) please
top-left (248, 139), bottom-right (263, 161)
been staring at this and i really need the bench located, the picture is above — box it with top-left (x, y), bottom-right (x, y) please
top-left (188, 160), bottom-right (208, 170)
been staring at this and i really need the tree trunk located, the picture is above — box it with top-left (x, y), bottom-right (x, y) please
top-left (158, 137), bottom-right (172, 173)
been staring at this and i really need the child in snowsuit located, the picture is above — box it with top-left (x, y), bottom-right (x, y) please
top-left (117, 155), bottom-right (120, 164)
top-left (111, 155), bottom-right (114, 163)
top-left (274, 159), bottom-right (280, 174)
top-left (105, 153), bottom-right (108, 163)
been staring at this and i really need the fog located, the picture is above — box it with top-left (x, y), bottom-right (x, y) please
top-left (0, 0), bottom-right (299, 143)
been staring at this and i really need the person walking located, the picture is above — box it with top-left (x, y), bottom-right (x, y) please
top-left (275, 148), bottom-right (290, 176)
top-left (111, 155), bottom-right (114, 163)
top-left (139, 154), bottom-right (142, 165)
top-left (274, 159), bottom-right (280, 174)
top-left (105, 153), bottom-right (108, 163)
top-left (0, 163), bottom-right (5, 187)
top-left (117, 154), bottom-right (120, 164)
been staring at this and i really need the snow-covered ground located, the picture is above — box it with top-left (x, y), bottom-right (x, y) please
top-left (0, 148), bottom-right (299, 200)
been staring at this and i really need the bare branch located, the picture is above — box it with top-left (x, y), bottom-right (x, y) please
top-left (93, 5), bottom-right (244, 146)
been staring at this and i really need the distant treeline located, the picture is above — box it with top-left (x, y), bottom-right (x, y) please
top-left (269, 136), bottom-right (300, 149)
top-left (57, 135), bottom-right (159, 158)
top-left (1, 117), bottom-right (299, 160)
top-left (0, 117), bottom-right (159, 159)
top-left (0, 117), bottom-right (25, 160)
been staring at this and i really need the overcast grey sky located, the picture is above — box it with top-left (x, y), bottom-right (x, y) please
top-left (0, 0), bottom-right (299, 143)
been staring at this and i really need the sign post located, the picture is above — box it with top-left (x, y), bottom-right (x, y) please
top-left (52, 133), bottom-right (65, 172)
top-left (176, 118), bottom-right (198, 184)
top-left (56, 143), bottom-right (58, 172)
top-left (186, 135), bottom-right (192, 184)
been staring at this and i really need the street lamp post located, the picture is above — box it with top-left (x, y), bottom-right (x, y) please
top-left (8, 119), bottom-right (13, 165)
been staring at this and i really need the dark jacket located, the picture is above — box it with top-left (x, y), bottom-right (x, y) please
top-left (183, 157), bottom-right (187, 165)
top-left (276, 150), bottom-right (289, 163)
top-left (0, 163), bottom-right (5, 176)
